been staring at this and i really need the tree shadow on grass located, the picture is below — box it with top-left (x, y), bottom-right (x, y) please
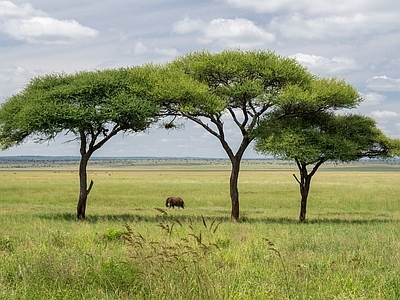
top-left (253, 217), bottom-right (399, 225)
top-left (36, 209), bottom-right (231, 224)
top-left (36, 211), bottom-right (397, 225)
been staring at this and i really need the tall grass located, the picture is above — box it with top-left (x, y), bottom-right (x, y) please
top-left (0, 165), bottom-right (400, 299)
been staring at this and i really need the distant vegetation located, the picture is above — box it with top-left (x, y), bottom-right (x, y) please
top-left (0, 155), bottom-right (399, 170)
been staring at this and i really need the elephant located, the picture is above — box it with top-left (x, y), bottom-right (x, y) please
top-left (165, 196), bottom-right (185, 209)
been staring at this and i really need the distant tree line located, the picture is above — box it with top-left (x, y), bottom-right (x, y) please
top-left (0, 49), bottom-right (399, 221)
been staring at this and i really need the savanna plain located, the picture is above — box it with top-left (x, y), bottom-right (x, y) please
top-left (0, 158), bottom-right (399, 300)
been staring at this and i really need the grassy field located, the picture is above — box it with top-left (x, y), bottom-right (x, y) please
top-left (0, 159), bottom-right (399, 299)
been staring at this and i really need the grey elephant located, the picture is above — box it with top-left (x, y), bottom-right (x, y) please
top-left (165, 196), bottom-right (185, 209)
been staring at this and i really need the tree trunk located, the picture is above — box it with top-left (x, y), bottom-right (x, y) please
top-left (294, 158), bottom-right (325, 223)
top-left (299, 177), bottom-right (311, 223)
top-left (230, 157), bottom-right (240, 221)
top-left (297, 161), bottom-right (312, 223)
top-left (76, 154), bottom-right (92, 220)
top-left (75, 127), bottom-right (120, 220)
top-left (184, 113), bottom-right (253, 222)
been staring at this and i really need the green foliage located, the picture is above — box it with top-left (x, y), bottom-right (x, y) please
top-left (255, 112), bottom-right (398, 165)
top-left (253, 75), bottom-right (398, 165)
top-left (126, 64), bottom-right (225, 116)
top-left (0, 68), bottom-right (160, 150)
top-left (278, 77), bottom-right (362, 113)
top-left (170, 49), bottom-right (312, 117)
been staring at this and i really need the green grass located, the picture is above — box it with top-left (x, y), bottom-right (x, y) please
top-left (0, 164), bottom-right (400, 299)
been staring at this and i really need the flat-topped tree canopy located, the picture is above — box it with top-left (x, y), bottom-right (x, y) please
top-left (170, 50), bottom-right (313, 117)
top-left (276, 77), bottom-right (363, 117)
top-left (0, 68), bottom-right (159, 149)
top-left (254, 75), bottom-right (398, 165)
top-left (255, 112), bottom-right (397, 164)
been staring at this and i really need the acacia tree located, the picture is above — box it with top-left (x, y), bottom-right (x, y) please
top-left (254, 109), bottom-right (400, 222)
top-left (164, 49), bottom-right (314, 221)
top-left (0, 68), bottom-right (160, 219)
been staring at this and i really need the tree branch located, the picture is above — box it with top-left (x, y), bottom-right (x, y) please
top-left (182, 113), bottom-right (220, 139)
top-left (92, 124), bottom-right (121, 152)
top-left (294, 157), bottom-right (302, 171)
top-left (292, 173), bottom-right (301, 185)
top-left (241, 105), bottom-right (249, 129)
top-left (228, 107), bottom-right (249, 137)
top-left (309, 159), bottom-right (325, 178)
top-left (86, 180), bottom-right (94, 195)
top-left (88, 125), bottom-right (98, 150)
top-left (247, 103), bottom-right (271, 131)
top-left (248, 101), bottom-right (257, 118)
top-left (79, 129), bottom-right (87, 155)
top-left (182, 112), bottom-right (236, 161)
top-left (228, 107), bottom-right (243, 129)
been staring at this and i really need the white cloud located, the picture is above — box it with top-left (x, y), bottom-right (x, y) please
top-left (361, 92), bottom-right (386, 106)
top-left (0, 68), bottom-right (13, 84)
top-left (291, 53), bottom-right (361, 74)
top-left (174, 17), bottom-right (275, 49)
top-left (217, 0), bottom-right (400, 16)
top-left (0, 65), bottom-right (31, 83)
top-left (370, 110), bottom-right (399, 118)
top-left (203, 18), bottom-right (275, 46)
top-left (269, 13), bottom-right (377, 41)
top-left (124, 42), bottom-right (178, 57)
top-left (366, 76), bottom-right (400, 92)
top-left (0, 1), bottom-right (98, 44)
top-left (216, 0), bottom-right (292, 13)
top-left (154, 47), bottom-right (179, 57)
top-left (172, 17), bottom-right (204, 34)
top-left (0, 1), bottom-right (43, 18)
top-left (3, 17), bottom-right (98, 44)
top-left (216, 1), bottom-right (400, 42)
top-left (133, 42), bottom-right (149, 55)
top-left (204, 18), bottom-right (274, 41)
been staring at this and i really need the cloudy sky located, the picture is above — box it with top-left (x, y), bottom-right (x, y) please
top-left (1, 0), bottom-right (399, 158)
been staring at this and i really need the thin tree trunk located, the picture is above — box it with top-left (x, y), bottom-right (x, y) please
top-left (293, 159), bottom-right (326, 223)
top-left (293, 159), bottom-right (312, 223)
top-left (294, 158), bottom-right (325, 223)
top-left (227, 137), bottom-right (251, 222)
top-left (230, 157), bottom-right (240, 221)
top-left (75, 127), bottom-right (120, 220)
top-left (182, 113), bottom-right (254, 222)
top-left (299, 177), bottom-right (311, 223)
top-left (77, 154), bottom-right (91, 220)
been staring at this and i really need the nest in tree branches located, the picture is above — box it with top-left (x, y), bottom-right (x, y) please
top-left (164, 122), bottom-right (176, 129)
top-left (161, 119), bottom-right (185, 131)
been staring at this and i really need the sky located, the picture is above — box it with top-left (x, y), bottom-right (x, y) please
top-left (0, 0), bottom-right (399, 158)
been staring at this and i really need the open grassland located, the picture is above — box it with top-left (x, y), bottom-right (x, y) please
top-left (0, 160), bottom-right (400, 299)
